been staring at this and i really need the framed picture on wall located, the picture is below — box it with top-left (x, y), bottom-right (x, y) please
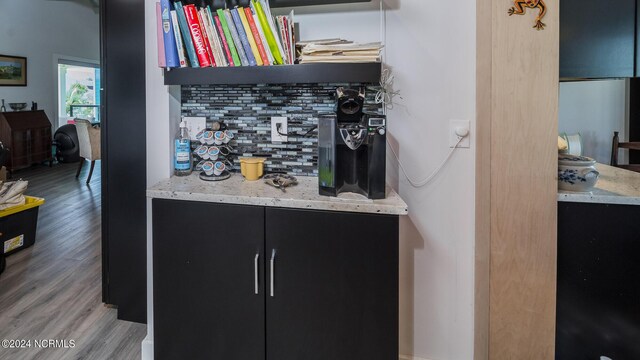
top-left (0, 55), bottom-right (27, 86)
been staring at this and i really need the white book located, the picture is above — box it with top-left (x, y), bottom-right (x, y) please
top-left (253, 12), bottom-right (274, 65)
top-left (287, 10), bottom-right (295, 64)
top-left (170, 10), bottom-right (188, 67)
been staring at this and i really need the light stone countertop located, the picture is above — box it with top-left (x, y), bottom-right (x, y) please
top-left (558, 163), bottom-right (640, 205)
top-left (147, 173), bottom-right (408, 215)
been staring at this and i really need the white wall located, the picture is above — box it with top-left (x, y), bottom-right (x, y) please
top-left (144, 1), bottom-right (476, 359)
top-left (0, 0), bottom-right (99, 128)
top-left (559, 80), bottom-right (628, 164)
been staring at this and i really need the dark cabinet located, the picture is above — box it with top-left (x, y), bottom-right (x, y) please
top-left (0, 111), bottom-right (52, 172)
top-left (265, 208), bottom-right (398, 360)
top-left (153, 199), bottom-right (266, 360)
top-left (560, 0), bottom-right (636, 78)
top-left (153, 199), bottom-right (399, 360)
top-left (556, 202), bottom-right (640, 359)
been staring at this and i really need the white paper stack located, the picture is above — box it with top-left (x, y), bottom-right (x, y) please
top-left (298, 41), bottom-right (383, 64)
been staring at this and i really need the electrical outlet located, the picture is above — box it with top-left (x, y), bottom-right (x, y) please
top-left (449, 120), bottom-right (470, 148)
top-left (271, 117), bottom-right (288, 142)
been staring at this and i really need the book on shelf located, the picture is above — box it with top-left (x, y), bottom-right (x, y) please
top-left (223, 9), bottom-right (249, 66)
top-left (243, 7), bottom-right (270, 66)
top-left (197, 8), bottom-right (216, 67)
top-left (252, 0), bottom-right (284, 65)
top-left (216, 8), bottom-right (242, 66)
top-left (170, 10), bottom-right (188, 67)
top-left (213, 14), bottom-right (236, 66)
top-left (252, 10), bottom-right (275, 65)
top-left (237, 7), bottom-right (263, 66)
top-left (174, 1), bottom-right (200, 67)
top-left (160, 0), bottom-right (180, 68)
top-left (156, 2), bottom-right (166, 68)
top-left (205, 7), bottom-right (228, 67)
top-left (159, 0), bottom-right (319, 69)
top-left (231, 7), bottom-right (257, 66)
top-left (184, 4), bottom-right (212, 67)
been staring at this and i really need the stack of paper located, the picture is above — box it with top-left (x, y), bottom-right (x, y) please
top-left (298, 41), bottom-right (383, 64)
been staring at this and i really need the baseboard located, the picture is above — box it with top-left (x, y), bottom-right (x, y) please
top-left (141, 335), bottom-right (153, 360)
top-left (399, 355), bottom-right (432, 360)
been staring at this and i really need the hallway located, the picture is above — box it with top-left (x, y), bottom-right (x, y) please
top-left (0, 163), bottom-right (146, 360)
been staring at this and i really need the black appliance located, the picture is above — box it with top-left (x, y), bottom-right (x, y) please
top-left (318, 87), bottom-right (386, 199)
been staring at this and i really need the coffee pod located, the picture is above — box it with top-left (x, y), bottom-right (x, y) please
top-left (195, 160), bottom-right (206, 171)
top-left (214, 161), bottom-right (225, 176)
top-left (223, 130), bottom-right (234, 144)
top-left (208, 146), bottom-right (220, 161)
top-left (195, 145), bottom-right (209, 160)
top-left (202, 161), bottom-right (215, 176)
top-left (214, 131), bottom-right (226, 145)
top-left (196, 129), bottom-right (206, 144)
top-left (204, 131), bottom-right (214, 145)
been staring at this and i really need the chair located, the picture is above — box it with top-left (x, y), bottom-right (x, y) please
top-left (611, 131), bottom-right (640, 173)
top-left (75, 119), bottom-right (101, 184)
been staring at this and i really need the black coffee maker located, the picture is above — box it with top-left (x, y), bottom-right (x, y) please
top-left (318, 87), bottom-right (386, 199)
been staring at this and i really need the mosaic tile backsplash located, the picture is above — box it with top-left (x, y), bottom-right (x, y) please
top-left (181, 83), bottom-right (382, 176)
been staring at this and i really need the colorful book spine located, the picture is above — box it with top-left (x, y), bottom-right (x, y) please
top-left (203, 7), bottom-right (226, 67)
top-left (224, 9), bottom-right (249, 66)
top-left (231, 8), bottom-right (257, 66)
top-left (253, 0), bottom-right (283, 65)
top-left (156, 3), bottom-right (166, 68)
top-left (216, 9), bottom-right (242, 67)
top-left (238, 7), bottom-right (263, 66)
top-left (253, 12), bottom-right (274, 65)
top-left (184, 4), bottom-right (212, 67)
top-left (174, 1), bottom-right (200, 67)
top-left (262, 0), bottom-right (287, 63)
top-left (197, 9), bottom-right (216, 66)
top-left (214, 15), bottom-right (236, 66)
top-left (170, 10), bottom-right (188, 67)
top-left (231, 7), bottom-right (258, 66)
top-left (160, 0), bottom-right (180, 67)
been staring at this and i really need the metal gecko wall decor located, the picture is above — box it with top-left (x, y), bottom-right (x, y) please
top-left (508, 0), bottom-right (547, 30)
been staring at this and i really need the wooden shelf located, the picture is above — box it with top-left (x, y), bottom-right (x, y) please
top-left (163, 63), bottom-right (382, 86)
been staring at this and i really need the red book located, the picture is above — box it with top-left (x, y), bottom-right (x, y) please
top-left (197, 9), bottom-right (216, 67)
top-left (214, 15), bottom-right (236, 66)
top-left (184, 4), bottom-right (211, 67)
top-left (244, 7), bottom-right (270, 66)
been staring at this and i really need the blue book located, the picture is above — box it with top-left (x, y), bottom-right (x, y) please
top-left (230, 7), bottom-right (257, 66)
top-left (174, 1), bottom-right (200, 67)
top-left (223, 9), bottom-right (249, 66)
top-left (160, 0), bottom-right (180, 68)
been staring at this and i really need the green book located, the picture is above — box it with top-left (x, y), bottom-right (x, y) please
top-left (253, 0), bottom-right (283, 65)
top-left (216, 8), bottom-right (242, 67)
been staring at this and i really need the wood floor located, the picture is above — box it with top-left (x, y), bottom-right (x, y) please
top-left (0, 163), bottom-right (147, 360)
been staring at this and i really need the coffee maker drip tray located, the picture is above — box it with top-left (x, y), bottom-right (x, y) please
top-left (339, 126), bottom-right (367, 150)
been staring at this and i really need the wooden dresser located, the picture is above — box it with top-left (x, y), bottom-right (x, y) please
top-left (0, 110), bottom-right (53, 173)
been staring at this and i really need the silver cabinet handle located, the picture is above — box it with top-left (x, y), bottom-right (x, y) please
top-left (254, 253), bottom-right (260, 295)
top-left (270, 249), bottom-right (276, 297)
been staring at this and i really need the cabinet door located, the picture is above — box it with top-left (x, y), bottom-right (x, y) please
top-left (265, 208), bottom-right (398, 360)
top-left (557, 202), bottom-right (640, 359)
top-left (153, 199), bottom-right (266, 360)
top-left (560, 0), bottom-right (636, 78)
top-left (10, 130), bottom-right (29, 169)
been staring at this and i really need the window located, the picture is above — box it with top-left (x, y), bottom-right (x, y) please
top-left (57, 61), bottom-right (100, 126)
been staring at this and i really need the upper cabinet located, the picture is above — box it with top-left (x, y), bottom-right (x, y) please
top-left (560, 0), bottom-right (636, 79)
